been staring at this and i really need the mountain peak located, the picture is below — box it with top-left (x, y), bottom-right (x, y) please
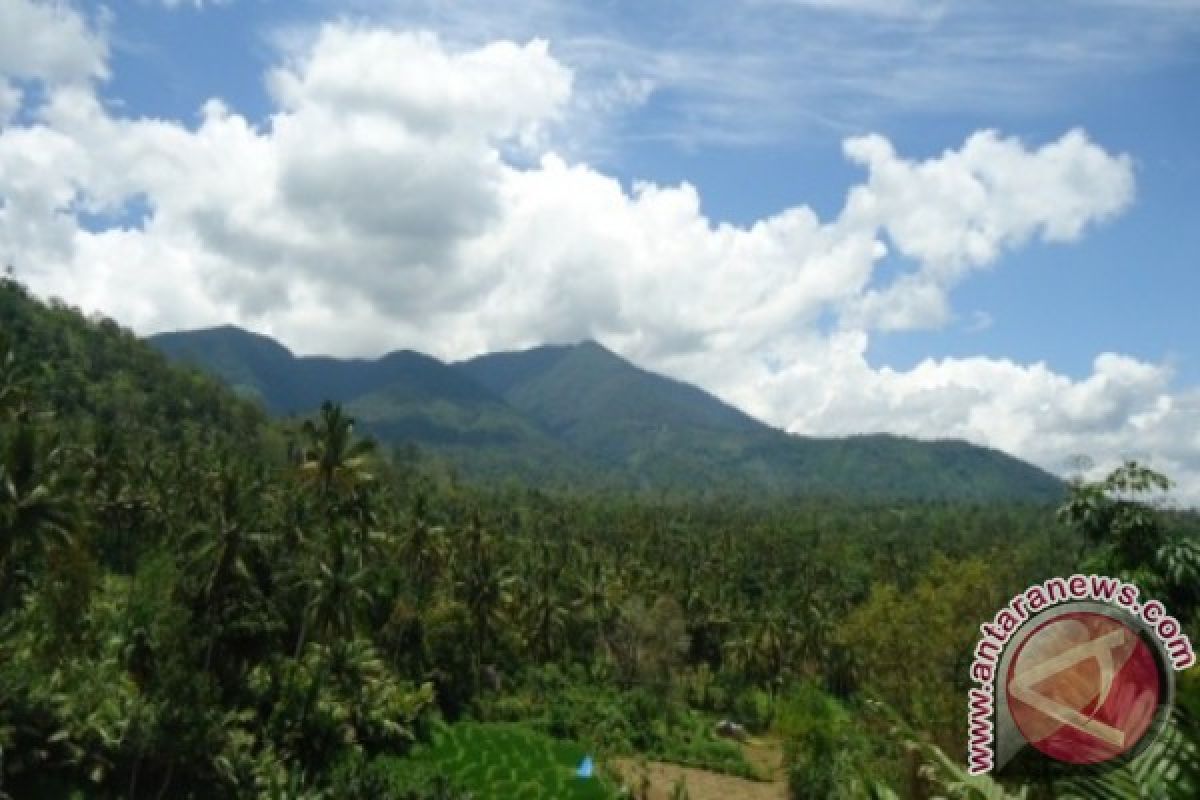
top-left (149, 326), bottom-right (1065, 502)
top-left (569, 338), bottom-right (630, 364)
top-left (458, 337), bottom-right (767, 445)
top-left (153, 324), bottom-right (295, 357)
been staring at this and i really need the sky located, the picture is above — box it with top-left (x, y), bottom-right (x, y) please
top-left (1, 0), bottom-right (1198, 501)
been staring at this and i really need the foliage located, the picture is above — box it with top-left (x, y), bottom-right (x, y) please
top-left (0, 277), bottom-right (1194, 799)
top-left (882, 696), bottom-right (1200, 800)
top-left (838, 555), bottom-right (1016, 758)
top-left (776, 683), bottom-right (897, 799)
top-left (373, 721), bottom-right (615, 799)
top-left (476, 669), bottom-right (758, 779)
top-left (152, 325), bottom-right (1066, 501)
top-left (1060, 461), bottom-right (1200, 625)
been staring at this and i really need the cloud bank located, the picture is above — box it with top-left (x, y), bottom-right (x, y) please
top-left (1, 1), bottom-right (1196, 501)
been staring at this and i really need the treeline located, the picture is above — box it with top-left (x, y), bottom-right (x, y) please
top-left (1, 276), bottom-right (1197, 798)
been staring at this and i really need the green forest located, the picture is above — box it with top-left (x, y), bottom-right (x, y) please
top-left (2, 274), bottom-right (1198, 799)
top-left (149, 325), bottom-right (1064, 503)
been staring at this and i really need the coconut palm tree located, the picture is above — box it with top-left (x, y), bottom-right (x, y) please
top-left (182, 457), bottom-right (269, 672)
top-left (0, 409), bottom-right (75, 607)
top-left (454, 514), bottom-right (514, 691)
top-left (298, 402), bottom-right (376, 503)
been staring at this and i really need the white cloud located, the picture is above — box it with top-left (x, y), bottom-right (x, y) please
top-left (267, 28), bottom-right (571, 150)
top-left (353, 0), bottom-right (1200, 148)
top-left (0, 18), bottom-right (1197, 503)
top-left (0, 0), bottom-right (108, 85)
top-left (840, 129), bottom-right (1135, 331)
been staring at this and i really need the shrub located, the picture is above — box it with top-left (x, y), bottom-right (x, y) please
top-left (776, 682), bottom-right (872, 800)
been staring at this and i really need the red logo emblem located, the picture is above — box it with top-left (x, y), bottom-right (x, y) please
top-left (1005, 611), bottom-right (1162, 765)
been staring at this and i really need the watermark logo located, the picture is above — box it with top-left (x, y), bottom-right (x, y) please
top-left (967, 575), bottom-right (1193, 775)
top-left (1006, 610), bottom-right (1160, 765)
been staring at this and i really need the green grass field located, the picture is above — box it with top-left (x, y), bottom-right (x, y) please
top-left (379, 721), bottom-right (616, 799)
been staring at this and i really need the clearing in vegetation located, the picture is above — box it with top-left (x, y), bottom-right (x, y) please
top-left (610, 738), bottom-right (786, 800)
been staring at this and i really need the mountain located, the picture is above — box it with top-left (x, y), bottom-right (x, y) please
top-left (149, 327), bottom-right (1065, 502)
top-left (458, 341), bottom-right (764, 453)
top-left (456, 341), bottom-right (1064, 500)
top-left (455, 341), bottom-right (781, 490)
top-left (152, 326), bottom-right (478, 414)
top-left (152, 326), bottom-right (591, 483)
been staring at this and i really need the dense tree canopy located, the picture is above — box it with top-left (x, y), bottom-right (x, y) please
top-left (0, 276), bottom-right (1195, 799)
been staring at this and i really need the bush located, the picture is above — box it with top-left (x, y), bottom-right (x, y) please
top-left (776, 682), bottom-right (871, 800)
top-left (733, 688), bottom-right (774, 733)
top-left (330, 750), bottom-right (472, 800)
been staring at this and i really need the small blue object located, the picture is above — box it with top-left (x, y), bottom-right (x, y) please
top-left (576, 755), bottom-right (594, 778)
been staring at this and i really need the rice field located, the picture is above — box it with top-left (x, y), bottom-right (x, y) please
top-left (385, 721), bottom-right (617, 799)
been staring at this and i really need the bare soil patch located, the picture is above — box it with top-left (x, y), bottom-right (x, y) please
top-left (609, 739), bottom-right (787, 800)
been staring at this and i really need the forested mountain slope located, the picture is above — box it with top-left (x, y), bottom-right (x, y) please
top-left (152, 326), bottom-right (592, 484)
top-left (154, 327), bottom-right (1065, 502)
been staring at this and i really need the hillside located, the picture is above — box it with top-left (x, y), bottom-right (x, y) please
top-left (153, 326), bottom-right (592, 484)
top-left (150, 327), bottom-right (1065, 502)
top-left (1, 291), bottom-right (269, 464)
top-left (3, 276), bottom-right (1188, 800)
top-left (457, 342), bottom-right (1065, 500)
top-left (153, 326), bottom-right (489, 415)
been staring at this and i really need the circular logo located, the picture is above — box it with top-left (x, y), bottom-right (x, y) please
top-left (1005, 610), bottom-right (1166, 765)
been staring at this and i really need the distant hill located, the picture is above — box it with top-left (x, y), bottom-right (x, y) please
top-left (152, 326), bottom-right (590, 484)
top-left (153, 326), bottom-right (478, 414)
top-left (457, 341), bottom-right (764, 464)
top-left (150, 327), bottom-right (1065, 502)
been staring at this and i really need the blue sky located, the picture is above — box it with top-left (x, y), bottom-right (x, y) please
top-left (100, 0), bottom-right (1200, 384)
top-left (1, 0), bottom-right (1198, 498)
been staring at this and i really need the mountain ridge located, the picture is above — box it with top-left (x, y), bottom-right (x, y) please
top-left (149, 325), bottom-right (1066, 502)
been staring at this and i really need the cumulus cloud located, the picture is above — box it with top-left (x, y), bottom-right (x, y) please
top-left (0, 0), bottom-right (107, 85)
top-left (0, 14), bottom-right (1196, 502)
top-left (840, 129), bottom-right (1135, 330)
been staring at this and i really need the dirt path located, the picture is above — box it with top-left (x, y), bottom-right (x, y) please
top-left (609, 739), bottom-right (787, 800)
